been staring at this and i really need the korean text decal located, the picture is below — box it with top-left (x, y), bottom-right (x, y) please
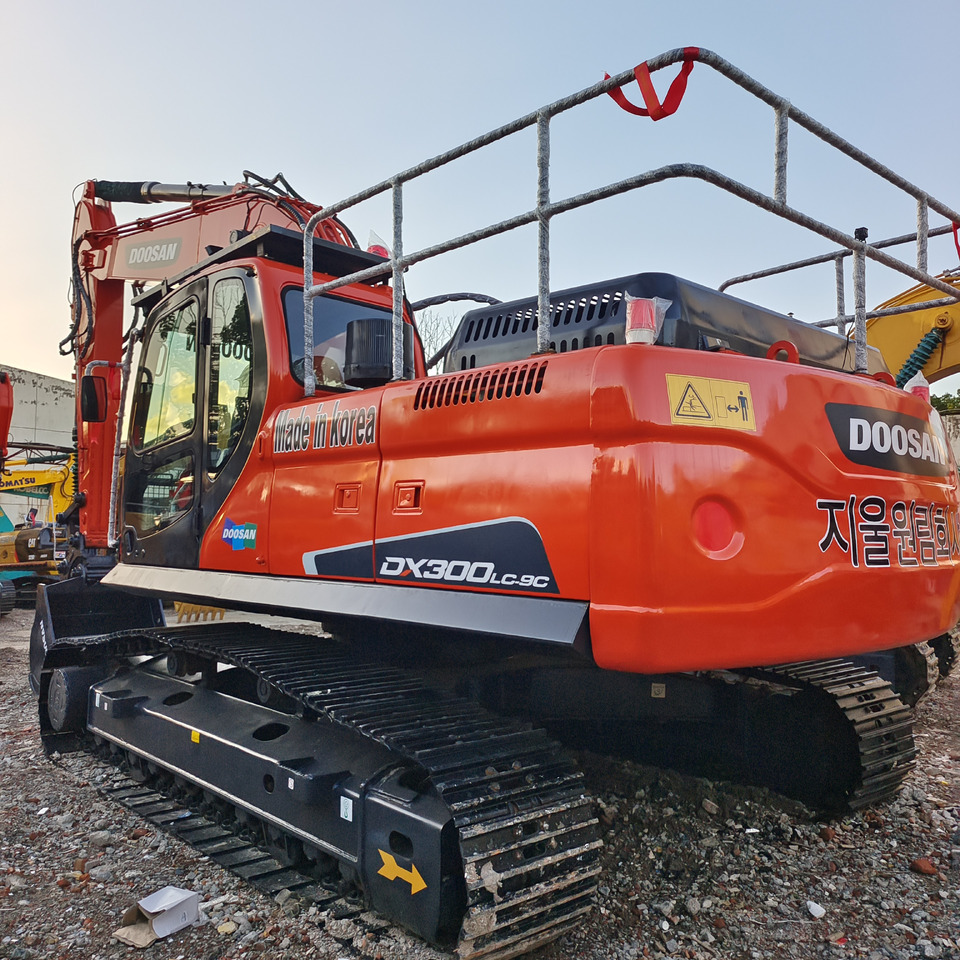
top-left (817, 496), bottom-right (960, 568)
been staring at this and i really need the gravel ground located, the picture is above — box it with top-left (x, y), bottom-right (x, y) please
top-left (1, 606), bottom-right (958, 960)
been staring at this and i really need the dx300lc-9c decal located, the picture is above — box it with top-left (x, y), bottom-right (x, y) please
top-left (301, 518), bottom-right (559, 594)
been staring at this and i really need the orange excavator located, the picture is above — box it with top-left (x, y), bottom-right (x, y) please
top-left (27, 50), bottom-right (960, 958)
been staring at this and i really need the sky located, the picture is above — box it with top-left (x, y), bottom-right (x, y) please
top-left (2, 0), bottom-right (958, 385)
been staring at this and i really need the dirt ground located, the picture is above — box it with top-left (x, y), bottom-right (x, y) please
top-left (1, 606), bottom-right (959, 960)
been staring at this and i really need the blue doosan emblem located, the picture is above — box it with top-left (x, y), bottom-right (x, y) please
top-left (222, 518), bottom-right (257, 551)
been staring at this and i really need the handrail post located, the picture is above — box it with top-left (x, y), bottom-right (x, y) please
top-left (853, 227), bottom-right (868, 373)
top-left (774, 102), bottom-right (789, 206)
top-left (392, 181), bottom-right (404, 380)
top-left (834, 254), bottom-right (846, 334)
top-left (302, 210), bottom-right (325, 398)
top-left (917, 197), bottom-right (929, 274)
top-left (536, 110), bottom-right (552, 354)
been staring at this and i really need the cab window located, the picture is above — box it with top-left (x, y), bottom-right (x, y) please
top-left (283, 287), bottom-right (391, 389)
top-left (207, 278), bottom-right (252, 474)
top-left (131, 299), bottom-right (199, 450)
top-left (124, 453), bottom-right (194, 535)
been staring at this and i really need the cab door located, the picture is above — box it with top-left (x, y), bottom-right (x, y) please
top-left (121, 271), bottom-right (262, 570)
top-left (122, 278), bottom-right (206, 568)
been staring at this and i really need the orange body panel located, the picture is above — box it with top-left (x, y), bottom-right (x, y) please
top-left (198, 280), bottom-right (960, 674)
top-left (587, 348), bottom-right (960, 671)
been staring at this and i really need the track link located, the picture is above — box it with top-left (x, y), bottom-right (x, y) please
top-left (930, 629), bottom-right (960, 678)
top-left (42, 624), bottom-right (601, 959)
top-left (750, 659), bottom-right (917, 810)
top-left (103, 778), bottom-right (325, 899)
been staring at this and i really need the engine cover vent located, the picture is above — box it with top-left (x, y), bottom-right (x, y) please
top-left (413, 361), bottom-right (548, 411)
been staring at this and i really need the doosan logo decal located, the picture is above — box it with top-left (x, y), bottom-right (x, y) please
top-left (126, 239), bottom-right (182, 266)
top-left (825, 403), bottom-right (951, 477)
top-left (222, 518), bottom-right (257, 550)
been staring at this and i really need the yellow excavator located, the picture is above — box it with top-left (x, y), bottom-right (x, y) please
top-left (0, 453), bottom-right (74, 602)
top-left (0, 453), bottom-right (75, 528)
top-left (867, 273), bottom-right (960, 388)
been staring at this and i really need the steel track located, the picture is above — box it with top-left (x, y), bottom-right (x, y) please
top-left (44, 623), bottom-right (602, 960)
top-left (749, 660), bottom-right (917, 809)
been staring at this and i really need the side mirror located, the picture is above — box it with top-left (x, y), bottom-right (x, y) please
top-left (80, 375), bottom-right (107, 423)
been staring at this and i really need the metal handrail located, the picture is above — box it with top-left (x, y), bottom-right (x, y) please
top-left (721, 226), bottom-right (960, 331)
top-left (301, 47), bottom-right (960, 394)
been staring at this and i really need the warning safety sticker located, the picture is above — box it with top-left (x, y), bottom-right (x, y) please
top-left (666, 375), bottom-right (756, 431)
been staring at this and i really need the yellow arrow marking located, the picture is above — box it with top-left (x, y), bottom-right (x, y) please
top-left (377, 850), bottom-right (427, 894)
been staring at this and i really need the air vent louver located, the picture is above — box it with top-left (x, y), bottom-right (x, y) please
top-left (414, 361), bottom-right (548, 410)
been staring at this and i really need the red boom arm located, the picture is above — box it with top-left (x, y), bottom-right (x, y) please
top-left (69, 178), bottom-right (351, 551)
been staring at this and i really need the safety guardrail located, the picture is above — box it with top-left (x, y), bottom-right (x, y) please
top-left (301, 47), bottom-right (960, 392)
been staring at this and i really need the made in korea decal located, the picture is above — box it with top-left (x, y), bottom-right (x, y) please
top-left (274, 399), bottom-right (376, 455)
top-left (817, 496), bottom-right (960, 569)
top-left (825, 403), bottom-right (951, 478)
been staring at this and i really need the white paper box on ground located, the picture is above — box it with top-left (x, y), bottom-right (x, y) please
top-left (113, 886), bottom-right (199, 948)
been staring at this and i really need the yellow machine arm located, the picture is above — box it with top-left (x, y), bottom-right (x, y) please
top-left (867, 274), bottom-right (960, 385)
top-left (0, 455), bottom-right (75, 523)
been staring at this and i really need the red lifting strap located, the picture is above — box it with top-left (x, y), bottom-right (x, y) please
top-left (606, 47), bottom-right (699, 121)
top-left (953, 222), bottom-right (960, 264)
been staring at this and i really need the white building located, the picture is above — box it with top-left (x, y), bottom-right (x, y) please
top-left (0, 365), bottom-right (74, 528)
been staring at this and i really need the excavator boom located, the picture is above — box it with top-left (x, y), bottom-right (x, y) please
top-left (867, 274), bottom-right (960, 385)
top-left (0, 371), bottom-right (11, 471)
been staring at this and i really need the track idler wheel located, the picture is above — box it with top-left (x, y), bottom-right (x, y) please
top-left (47, 666), bottom-right (109, 733)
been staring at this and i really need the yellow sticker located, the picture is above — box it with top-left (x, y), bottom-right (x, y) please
top-left (191, 730), bottom-right (200, 744)
top-left (377, 850), bottom-right (427, 894)
top-left (666, 375), bottom-right (756, 431)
